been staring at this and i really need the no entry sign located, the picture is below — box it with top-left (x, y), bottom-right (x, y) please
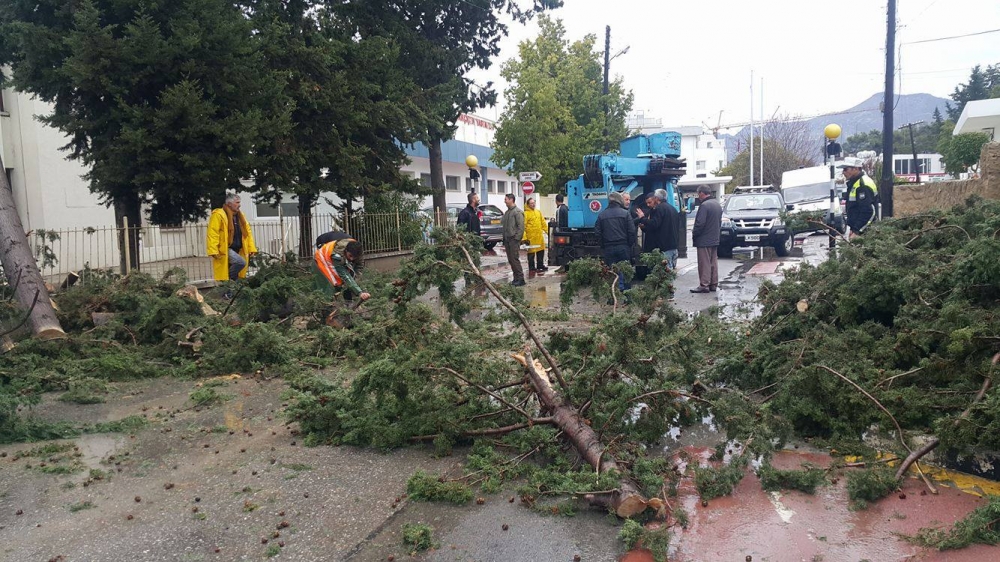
top-left (521, 181), bottom-right (535, 195)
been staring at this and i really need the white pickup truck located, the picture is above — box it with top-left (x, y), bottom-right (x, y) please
top-left (780, 166), bottom-right (845, 234)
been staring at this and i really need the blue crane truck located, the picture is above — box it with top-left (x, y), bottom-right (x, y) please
top-left (548, 131), bottom-right (687, 268)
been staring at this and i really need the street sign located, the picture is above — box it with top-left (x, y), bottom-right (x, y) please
top-left (521, 181), bottom-right (535, 195)
top-left (518, 171), bottom-right (543, 182)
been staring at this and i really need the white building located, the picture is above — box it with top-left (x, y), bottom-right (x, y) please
top-left (891, 153), bottom-right (946, 183)
top-left (403, 113), bottom-right (524, 212)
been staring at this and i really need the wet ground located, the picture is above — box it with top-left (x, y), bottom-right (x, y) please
top-left (3, 232), bottom-right (998, 561)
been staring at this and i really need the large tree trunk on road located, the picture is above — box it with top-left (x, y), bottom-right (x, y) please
top-left (0, 157), bottom-right (65, 339)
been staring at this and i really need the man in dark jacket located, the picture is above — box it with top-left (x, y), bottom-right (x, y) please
top-left (690, 185), bottom-right (722, 293)
top-left (595, 191), bottom-right (637, 292)
top-left (501, 193), bottom-right (526, 286)
top-left (837, 157), bottom-right (878, 239)
top-left (636, 189), bottom-right (679, 269)
top-left (457, 192), bottom-right (481, 236)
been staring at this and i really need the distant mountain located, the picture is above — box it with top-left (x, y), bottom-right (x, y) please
top-left (724, 93), bottom-right (951, 162)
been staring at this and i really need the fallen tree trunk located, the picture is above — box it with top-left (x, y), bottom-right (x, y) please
top-left (513, 350), bottom-right (652, 518)
top-left (0, 156), bottom-right (65, 339)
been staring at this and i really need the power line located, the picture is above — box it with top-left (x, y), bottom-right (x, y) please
top-left (904, 27), bottom-right (1000, 44)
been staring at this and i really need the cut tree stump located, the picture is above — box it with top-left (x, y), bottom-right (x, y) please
top-left (0, 155), bottom-right (65, 339)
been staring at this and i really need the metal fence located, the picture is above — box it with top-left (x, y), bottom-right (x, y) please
top-left (28, 210), bottom-right (426, 286)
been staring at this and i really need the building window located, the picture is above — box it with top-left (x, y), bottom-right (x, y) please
top-left (487, 180), bottom-right (496, 193)
top-left (256, 201), bottom-right (300, 218)
top-left (707, 142), bottom-right (714, 149)
top-left (496, 180), bottom-right (506, 194)
top-left (896, 158), bottom-right (931, 175)
top-left (446, 176), bottom-right (460, 192)
top-left (718, 161), bottom-right (724, 171)
top-left (465, 178), bottom-right (474, 192)
top-left (696, 160), bottom-right (706, 171)
top-left (420, 173), bottom-right (433, 188)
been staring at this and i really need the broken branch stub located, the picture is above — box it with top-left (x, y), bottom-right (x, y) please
top-left (513, 349), bottom-right (649, 518)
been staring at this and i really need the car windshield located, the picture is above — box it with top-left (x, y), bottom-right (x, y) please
top-left (725, 194), bottom-right (782, 211)
top-left (783, 183), bottom-right (832, 204)
top-left (480, 204), bottom-right (502, 217)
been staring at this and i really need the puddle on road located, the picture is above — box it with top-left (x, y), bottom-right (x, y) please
top-left (74, 433), bottom-right (123, 470)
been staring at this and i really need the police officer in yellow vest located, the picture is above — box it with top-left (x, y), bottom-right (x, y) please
top-left (837, 156), bottom-right (879, 239)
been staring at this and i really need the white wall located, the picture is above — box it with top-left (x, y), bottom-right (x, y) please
top-left (1, 88), bottom-right (115, 232)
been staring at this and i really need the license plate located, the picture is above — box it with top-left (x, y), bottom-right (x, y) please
top-left (491, 219), bottom-right (501, 225)
top-left (744, 234), bottom-right (761, 242)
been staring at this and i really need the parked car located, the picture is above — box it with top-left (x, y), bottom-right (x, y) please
top-left (421, 204), bottom-right (503, 249)
top-left (718, 185), bottom-right (793, 258)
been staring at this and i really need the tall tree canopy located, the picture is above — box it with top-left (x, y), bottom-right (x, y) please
top-left (490, 15), bottom-right (633, 195)
top-left (244, 0), bottom-right (429, 255)
top-left (332, 0), bottom-right (561, 222)
top-left (0, 0), bottom-right (281, 232)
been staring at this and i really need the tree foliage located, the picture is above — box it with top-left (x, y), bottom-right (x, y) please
top-left (939, 130), bottom-right (991, 177)
top-left (244, 0), bottom-right (428, 241)
top-left (718, 136), bottom-right (813, 189)
top-left (0, 0), bottom-right (281, 226)
top-left (946, 63), bottom-right (1000, 121)
top-left (332, 0), bottom-right (562, 216)
top-left (490, 15), bottom-right (633, 194)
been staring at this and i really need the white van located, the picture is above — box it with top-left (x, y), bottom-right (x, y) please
top-left (781, 166), bottom-right (844, 232)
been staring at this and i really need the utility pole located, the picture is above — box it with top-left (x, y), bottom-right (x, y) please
top-left (881, 0), bottom-right (896, 217)
top-left (602, 25), bottom-right (610, 152)
top-left (899, 121), bottom-right (925, 184)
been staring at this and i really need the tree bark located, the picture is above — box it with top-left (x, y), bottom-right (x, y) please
top-left (0, 158), bottom-right (65, 339)
top-left (298, 193), bottom-right (315, 259)
top-left (114, 192), bottom-right (142, 273)
top-left (429, 136), bottom-right (447, 227)
top-left (513, 350), bottom-right (650, 518)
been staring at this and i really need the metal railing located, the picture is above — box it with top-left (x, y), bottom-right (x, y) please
top-left (27, 210), bottom-right (425, 286)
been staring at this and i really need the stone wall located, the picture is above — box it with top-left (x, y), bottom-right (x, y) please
top-left (894, 142), bottom-right (1000, 216)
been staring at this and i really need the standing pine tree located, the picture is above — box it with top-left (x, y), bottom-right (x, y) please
top-left (333, 0), bottom-right (562, 225)
top-left (946, 65), bottom-right (993, 121)
top-left (0, 0), bottom-right (281, 270)
top-left (244, 0), bottom-right (429, 256)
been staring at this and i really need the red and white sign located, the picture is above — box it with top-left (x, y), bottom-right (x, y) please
top-left (589, 200), bottom-right (602, 212)
top-left (521, 181), bottom-right (535, 195)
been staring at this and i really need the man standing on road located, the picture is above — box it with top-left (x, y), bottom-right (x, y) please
top-left (595, 191), bottom-right (637, 294)
top-left (501, 193), bottom-right (526, 286)
top-left (554, 193), bottom-right (569, 228)
top-left (838, 156), bottom-right (878, 239)
top-left (636, 189), bottom-right (679, 270)
top-left (457, 192), bottom-right (481, 237)
top-left (206, 193), bottom-right (256, 283)
top-left (691, 185), bottom-right (722, 293)
top-left (659, 189), bottom-right (680, 270)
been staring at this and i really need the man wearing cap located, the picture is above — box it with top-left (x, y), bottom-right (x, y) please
top-left (690, 185), bottom-right (722, 293)
top-left (838, 157), bottom-right (879, 239)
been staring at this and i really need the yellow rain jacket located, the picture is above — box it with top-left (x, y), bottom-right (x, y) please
top-left (522, 207), bottom-right (546, 255)
top-left (206, 208), bottom-right (257, 281)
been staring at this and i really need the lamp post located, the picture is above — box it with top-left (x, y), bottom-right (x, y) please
top-left (824, 124), bottom-right (842, 249)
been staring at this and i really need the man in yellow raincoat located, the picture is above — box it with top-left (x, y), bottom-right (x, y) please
top-left (206, 194), bottom-right (257, 282)
top-left (522, 197), bottom-right (547, 272)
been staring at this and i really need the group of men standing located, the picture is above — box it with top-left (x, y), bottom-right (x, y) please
top-left (459, 191), bottom-right (550, 287)
top-left (594, 188), bottom-right (684, 294)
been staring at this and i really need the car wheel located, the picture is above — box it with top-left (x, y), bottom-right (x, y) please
top-left (775, 234), bottom-right (792, 257)
top-left (718, 245), bottom-right (734, 259)
top-left (484, 241), bottom-right (497, 250)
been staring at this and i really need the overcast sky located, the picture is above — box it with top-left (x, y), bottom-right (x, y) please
top-left (469, 0), bottom-right (1000, 131)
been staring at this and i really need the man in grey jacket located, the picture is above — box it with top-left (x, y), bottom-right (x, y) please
top-left (501, 193), bottom-right (526, 286)
top-left (690, 185), bottom-right (722, 293)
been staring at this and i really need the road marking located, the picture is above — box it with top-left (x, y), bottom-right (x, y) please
top-left (767, 491), bottom-right (795, 523)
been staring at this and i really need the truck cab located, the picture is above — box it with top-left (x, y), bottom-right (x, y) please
top-left (780, 165), bottom-right (845, 234)
top-left (718, 185), bottom-right (794, 258)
